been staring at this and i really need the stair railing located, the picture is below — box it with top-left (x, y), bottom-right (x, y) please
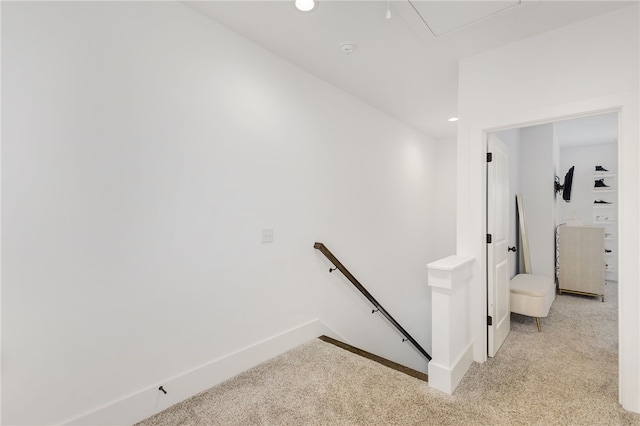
top-left (314, 242), bottom-right (432, 362)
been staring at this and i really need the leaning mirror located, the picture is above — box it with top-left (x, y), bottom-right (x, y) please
top-left (516, 194), bottom-right (532, 274)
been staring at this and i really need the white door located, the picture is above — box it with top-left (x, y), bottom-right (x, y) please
top-left (487, 133), bottom-right (510, 357)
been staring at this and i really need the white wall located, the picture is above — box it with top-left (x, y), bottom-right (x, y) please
top-left (552, 127), bottom-right (560, 244)
top-left (435, 137), bottom-right (457, 259)
top-left (457, 4), bottom-right (639, 412)
top-left (519, 124), bottom-right (556, 278)
top-left (1, 2), bottom-right (442, 424)
top-left (495, 125), bottom-right (557, 279)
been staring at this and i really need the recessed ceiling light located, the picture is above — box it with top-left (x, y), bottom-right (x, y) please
top-left (295, 0), bottom-right (316, 12)
top-left (448, 117), bottom-right (459, 122)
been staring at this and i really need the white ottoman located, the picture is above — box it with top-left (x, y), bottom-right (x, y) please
top-left (510, 274), bottom-right (556, 332)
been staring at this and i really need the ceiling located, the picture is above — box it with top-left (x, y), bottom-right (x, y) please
top-left (185, 1), bottom-right (632, 140)
top-left (554, 112), bottom-right (618, 148)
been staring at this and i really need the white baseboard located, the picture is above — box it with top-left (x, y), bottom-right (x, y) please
top-left (63, 319), bottom-right (338, 426)
top-left (428, 341), bottom-right (474, 395)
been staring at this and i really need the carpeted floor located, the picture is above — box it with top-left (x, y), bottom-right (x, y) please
top-left (137, 281), bottom-right (640, 425)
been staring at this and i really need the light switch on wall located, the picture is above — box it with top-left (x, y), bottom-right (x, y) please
top-left (261, 228), bottom-right (274, 243)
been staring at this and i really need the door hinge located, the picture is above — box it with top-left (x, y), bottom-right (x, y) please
top-left (487, 316), bottom-right (493, 326)
top-left (487, 234), bottom-right (492, 244)
top-left (487, 152), bottom-right (493, 162)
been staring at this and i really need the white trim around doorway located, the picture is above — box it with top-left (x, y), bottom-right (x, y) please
top-left (457, 92), bottom-right (639, 412)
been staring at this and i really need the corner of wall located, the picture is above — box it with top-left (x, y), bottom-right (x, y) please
top-left (63, 320), bottom-right (337, 426)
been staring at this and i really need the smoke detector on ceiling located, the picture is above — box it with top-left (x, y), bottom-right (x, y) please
top-left (341, 43), bottom-right (355, 54)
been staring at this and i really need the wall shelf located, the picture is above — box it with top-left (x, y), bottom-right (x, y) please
top-left (591, 167), bottom-right (616, 281)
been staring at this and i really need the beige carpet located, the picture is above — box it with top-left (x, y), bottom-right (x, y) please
top-left (138, 281), bottom-right (640, 425)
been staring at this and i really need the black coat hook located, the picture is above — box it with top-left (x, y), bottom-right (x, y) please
top-left (329, 266), bottom-right (337, 273)
top-left (159, 386), bottom-right (167, 394)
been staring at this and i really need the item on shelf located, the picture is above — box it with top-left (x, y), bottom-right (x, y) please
top-left (567, 210), bottom-right (584, 226)
top-left (594, 179), bottom-right (610, 188)
top-left (594, 199), bottom-right (612, 204)
top-left (595, 165), bottom-right (609, 172)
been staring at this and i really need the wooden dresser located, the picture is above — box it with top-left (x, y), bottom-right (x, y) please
top-left (558, 226), bottom-right (605, 301)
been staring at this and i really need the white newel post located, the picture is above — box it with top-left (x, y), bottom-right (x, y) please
top-left (427, 255), bottom-right (475, 394)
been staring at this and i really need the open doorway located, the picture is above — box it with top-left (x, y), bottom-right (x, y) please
top-left (487, 111), bottom-right (619, 361)
top-left (466, 102), bottom-right (637, 410)
top-left (492, 112), bottom-right (618, 287)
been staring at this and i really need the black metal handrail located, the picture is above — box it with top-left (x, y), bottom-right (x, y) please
top-left (313, 242), bottom-right (432, 362)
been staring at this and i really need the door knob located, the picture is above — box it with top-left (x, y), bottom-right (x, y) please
top-left (508, 246), bottom-right (517, 252)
